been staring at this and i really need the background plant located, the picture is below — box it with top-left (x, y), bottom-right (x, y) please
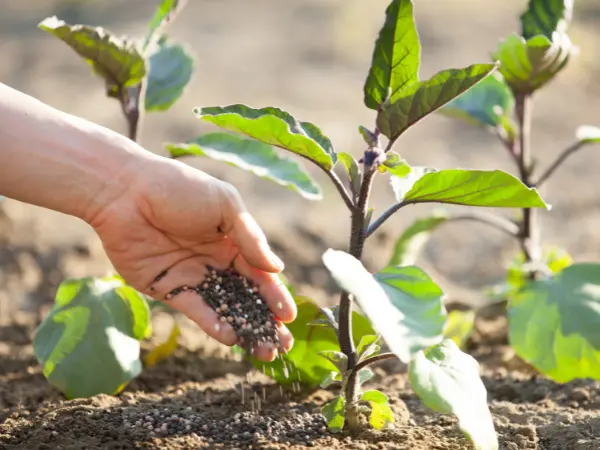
top-left (30, 0), bottom-right (567, 448)
top-left (389, 0), bottom-right (600, 384)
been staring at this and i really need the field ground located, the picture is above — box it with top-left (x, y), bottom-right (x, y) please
top-left (1, 0), bottom-right (600, 448)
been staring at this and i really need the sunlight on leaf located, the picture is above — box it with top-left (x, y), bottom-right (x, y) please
top-left (338, 152), bottom-right (362, 198)
top-left (400, 169), bottom-right (549, 209)
top-left (144, 0), bottom-right (187, 48)
top-left (362, 390), bottom-right (395, 430)
top-left (364, 0), bottom-right (420, 110)
top-left (33, 276), bottom-right (151, 399)
top-left (520, 0), bottom-right (573, 40)
top-left (444, 310), bottom-right (476, 350)
top-left (409, 340), bottom-right (498, 450)
top-left (322, 249), bottom-right (447, 363)
top-left (380, 152), bottom-right (412, 177)
top-left (377, 64), bottom-right (498, 141)
top-left (166, 133), bottom-right (321, 200)
top-left (509, 263), bottom-right (600, 382)
top-left (195, 105), bottom-right (337, 171)
top-left (576, 125), bottom-right (600, 143)
top-left (38, 16), bottom-right (146, 98)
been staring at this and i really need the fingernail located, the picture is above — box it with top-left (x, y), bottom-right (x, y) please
top-left (269, 251), bottom-right (285, 271)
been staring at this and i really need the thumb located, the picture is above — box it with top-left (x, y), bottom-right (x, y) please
top-left (230, 212), bottom-right (284, 273)
top-left (219, 182), bottom-right (284, 273)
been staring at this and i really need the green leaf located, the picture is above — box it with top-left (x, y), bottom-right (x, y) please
top-left (33, 276), bottom-right (151, 399)
top-left (387, 210), bottom-right (449, 266)
top-left (362, 390), bottom-right (394, 430)
top-left (379, 152), bottom-right (412, 177)
top-left (338, 152), bottom-right (362, 198)
top-left (319, 350), bottom-right (348, 373)
top-left (439, 71), bottom-right (515, 129)
top-left (377, 64), bottom-right (498, 141)
top-left (250, 296), bottom-right (375, 386)
top-left (321, 396), bottom-right (345, 432)
top-left (357, 335), bottom-right (380, 360)
top-left (145, 37), bottom-right (194, 112)
top-left (143, 320), bottom-right (180, 368)
top-left (576, 125), bottom-right (600, 143)
top-left (365, 207), bottom-right (374, 229)
top-left (144, 0), bottom-right (186, 48)
top-left (492, 32), bottom-right (572, 94)
top-left (399, 169), bottom-right (549, 209)
top-left (409, 339), bottom-right (498, 450)
top-left (195, 105), bottom-right (337, 171)
top-left (358, 125), bottom-right (379, 146)
top-left (363, 0), bottom-right (420, 110)
top-left (358, 368), bottom-right (375, 386)
top-left (322, 249), bottom-right (447, 362)
top-left (38, 17), bottom-right (146, 98)
top-left (166, 133), bottom-right (321, 200)
top-left (520, 0), bottom-right (573, 40)
top-left (444, 310), bottom-right (476, 350)
top-left (390, 166), bottom-right (436, 201)
top-left (508, 263), bottom-right (600, 382)
top-left (320, 371), bottom-right (341, 389)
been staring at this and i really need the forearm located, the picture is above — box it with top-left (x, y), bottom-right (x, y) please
top-left (0, 83), bottom-right (157, 223)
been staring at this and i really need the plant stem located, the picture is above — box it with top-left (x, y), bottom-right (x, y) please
top-left (327, 169), bottom-right (355, 210)
top-left (339, 163), bottom-right (377, 429)
top-left (119, 83), bottom-right (145, 142)
top-left (535, 141), bottom-right (585, 188)
top-left (515, 94), bottom-right (539, 266)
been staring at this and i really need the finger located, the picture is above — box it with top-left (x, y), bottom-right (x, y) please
top-left (229, 212), bottom-right (284, 273)
top-left (219, 184), bottom-right (284, 273)
top-left (233, 255), bottom-right (297, 323)
top-left (146, 258), bottom-right (237, 346)
top-left (253, 321), bottom-right (294, 362)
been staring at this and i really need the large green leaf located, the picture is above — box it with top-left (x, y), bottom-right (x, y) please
top-left (439, 71), bottom-right (515, 129)
top-left (363, 0), bottom-right (420, 110)
top-left (249, 296), bottom-right (375, 386)
top-left (144, 0), bottom-right (186, 48)
top-left (38, 17), bottom-right (146, 98)
top-left (375, 265), bottom-right (447, 359)
top-left (166, 133), bottom-right (321, 200)
top-left (520, 0), bottom-right (573, 40)
top-left (395, 169), bottom-right (548, 209)
top-left (576, 125), bottom-right (600, 144)
top-left (492, 33), bottom-right (572, 94)
top-left (145, 37), bottom-right (194, 112)
top-left (33, 276), bottom-right (151, 399)
top-left (377, 64), bottom-right (497, 141)
top-left (322, 249), bottom-right (447, 362)
top-left (409, 339), bottom-right (498, 450)
top-left (387, 211), bottom-right (449, 266)
top-left (195, 105), bottom-right (337, 171)
top-left (508, 263), bottom-right (600, 382)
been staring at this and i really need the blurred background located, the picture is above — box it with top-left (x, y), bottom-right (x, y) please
top-left (1, 0), bottom-right (600, 326)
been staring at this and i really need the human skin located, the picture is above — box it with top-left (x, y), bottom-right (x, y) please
top-left (0, 83), bottom-right (296, 361)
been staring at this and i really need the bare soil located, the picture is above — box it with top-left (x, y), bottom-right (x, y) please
top-left (2, 0), bottom-right (600, 449)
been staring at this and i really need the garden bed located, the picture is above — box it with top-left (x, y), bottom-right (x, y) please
top-left (2, 309), bottom-right (599, 450)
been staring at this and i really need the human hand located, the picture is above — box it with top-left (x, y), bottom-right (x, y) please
top-left (87, 156), bottom-right (296, 361)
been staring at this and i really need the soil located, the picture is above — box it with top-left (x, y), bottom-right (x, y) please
top-left (2, 0), bottom-right (600, 449)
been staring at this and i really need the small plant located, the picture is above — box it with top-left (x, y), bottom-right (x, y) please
top-left (406, 0), bottom-right (600, 384)
top-left (32, 0), bottom-right (580, 448)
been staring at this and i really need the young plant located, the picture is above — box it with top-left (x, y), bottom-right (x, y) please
top-left (417, 0), bottom-right (600, 383)
top-left (163, 0), bottom-right (551, 447)
top-left (33, 0), bottom-right (195, 398)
